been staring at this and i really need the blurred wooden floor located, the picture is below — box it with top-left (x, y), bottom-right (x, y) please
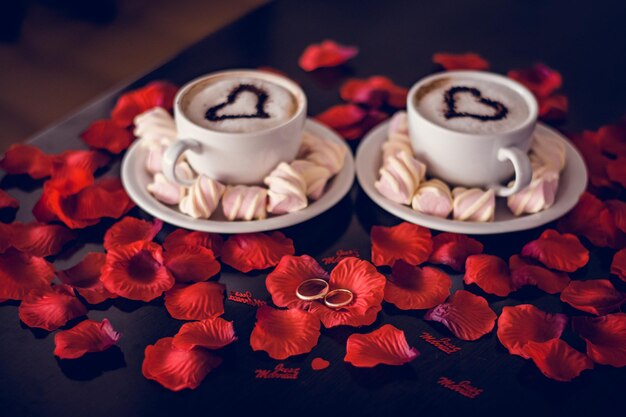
top-left (0, 0), bottom-right (266, 151)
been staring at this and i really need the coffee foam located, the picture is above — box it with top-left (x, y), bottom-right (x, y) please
top-left (184, 77), bottom-right (297, 133)
top-left (415, 76), bottom-right (530, 134)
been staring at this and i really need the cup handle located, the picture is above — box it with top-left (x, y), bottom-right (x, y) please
top-left (162, 139), bottom-right (201, 186)
top-left (493, 147), bottom-right (532, 197)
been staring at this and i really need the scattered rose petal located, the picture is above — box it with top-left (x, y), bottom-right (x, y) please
top-left (509, 255), bottom-right (570, 294)
top-left (101, 241), bottom-right (174, 302)
top-left (464, 254), bottom-right (513, 297)
top-left (266, 255), bottom-right (329, 309)
top-left (384, 260), bottom-right (451, 310)
top-left (0, 144), bottom-right (53, 179)
top-left (606, 199), bottom-right (626, 233)
top-left (309, 257), bottom-right (386, 328)
top-left (344, 324), bottom-right (419, 367)
top-left (507, 63), bottom-right (562, 98)
top-left (173, 317), bottom-right (236, 350)
top-left (163, 229), bottom-right (223, 257)
top-left (0, 189), bottom-right (19, 209)
top-left (0, 222), bottom-right (76, 257)
top-left (569, 130), bottom-right (613, 189)
top-left (538, 94), bottom-right (568, 121)
top-left (371, 222), bottom-right (433, 267)
top-left (298, 39), bottom-right (358, 71)
top-left (104, 217), bottom-right (163, 251)
top-left (112, 81), bottom-right (178, 128)
top-left (221, 232), bottom-right (294, 273)
top-left (572, 313), bottom-right (626, 367)
top-left (424, 290), bottom-right (496, 341)
top-left (53, 149), bottom-right (110, 175)
top-left (164, 282), bottom-right (225, 321)
top-left (0, 248), bottom-right (55, 300)
top-left (611, 248), bottom-right (626, 282)
top-left (18, 285), bottom-right (87, 331)
top-left (315, 103), bottom-right (388, 140)
top-left (606, 157), bottom-right (626, 188)
top-left (250, 306), bottom-right (320, 360)
top-left (560, 279), bottom-right (625, 315)
top-left (54, 318), bottom-right (121, 359)
top-left (597, 119), bottom-right (626, 157)
top-left (142, 337), bottom-right (221, 391)
top-left (57, 252), bottom-right (116, 304)
top-left (311, 357), bottom-right (330, 370)
top-left (163, 245), bottom-right (220, 283)
top-left (80, 119), bottom-right (134, 154)
top-left (429, 233), bottom-right (483, 271)
top-left (521, 229), bottom-right (589, 272)
top-left (521, 339), bottom-right (593, 382)
top-left (340, 76), bottom-right (407, 109)
top-left (497, 304), bottom-right (567, 358)
top-left (432, 52), bottom-right (490, 70)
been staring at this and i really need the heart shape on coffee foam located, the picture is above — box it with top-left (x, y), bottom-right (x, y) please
top-left (204, 84), bottom-right (271, 122)
top-left (444, 86), bottom-right (508, 122)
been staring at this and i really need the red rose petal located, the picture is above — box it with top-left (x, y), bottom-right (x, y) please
top-left (0, 189), bottom-right (19, 209)
top-left (560, 279), bottom-right (625, 315)
top-left (54, 318), bottom-right (121, 359)
top-left (266, 255), bottom-right (329, 310)
top-left (570, 130), bottom-right (613, 189)
top-left (111, 81), bottom-right (178, 128)
top-left (538, 94), bottom-right (568, 121)
top-left (521, 229), bottom-right (589, 272)
top-left (597, 119), bottom-right (626, 157)
top-left (142, 337), bottom-right (221, 391)
top-left (101, 241), bottom-right (174, 302)
top-left (316, 104), bottom-right (387, 140)
top-left (308, 257), bottom-right (385, 328)
top-left (521, 339), bottom-right (593, 382)
top-left (72, 177), bottom-right (135, 221)
top-left (57, 252), bottom-right (116, 305)
top-left (344, 324), bottom-right (419, 368)
top-left (104, 217), bottom-right (163, 251)
top-left (507, 63), bottom-right (562, 98)
top-left (371, 222), bottom-right (433, 267)
top-left (163, 245), bottom-right (220, 283)
top-left (221, 232), bottom-right (294, 273)
top-left (340, 76), bottom-right (408, 109)
top-left (606, 156), bottom-right (626, 188)
top-left (54, 149), bottom-right (110, 174)
top-left (424, 290), bottom-right (496, 341)
top-left (6, 222), bottom-right (76, 257)
top-left (432, 52), bottom-right (490, 70)
top-left (384, 260), bottom-right (451, 310)
top-left (172, 317), bottom-right (236, 350)
top-left (0, 248), bottom-right (55, 300)
top-left (163, 229), bottom-right (223, 257)
top-left (606, 199), bottom-right (626, 233)
top-left (509, 255), bottom-right (570, 294)
top-left (497, 304), bottom-right (567, 358)
top-left (80, 119), bottom-right (134, 154)
top-left (311, 357), bottom-right (330, 371)
top-left (429, 233), bottom-right (484, 271)
top-left (0, 144), bottom-right (53, 179)
top-left (611, 248), bottom-right (626, 282)
top-left (250, 306), bottom-right (320, 360)
top-left (464, 254), bottom-right (513, 297)
top-left (298, 39), bottom-right (358, 72)
top-left (18, 284), bottom-right (87, 331)
top-left (572, 313), bottom-right (626, 367)
top-left (164, 282), bottom-right (225, 321)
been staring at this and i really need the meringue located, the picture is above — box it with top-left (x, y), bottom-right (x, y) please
top-left (452, 187), bottom-right (495, 222)
top-left (411, 179), bottom-right (453, 218)
top-left (375, 150), bottom-right (427, 205)
top-left (388, 111), bottom-right (409, 140)
top-left (145, 142), bottom-right (167, 175)
top-left (291, 160), bottom-right (332, 200)
top-left (147, 162), bottom-right (194, 205)
top-left (507, 166), bottom-right (559, 216)
top-left (134, 107), bottom-right (177, 145)
top-left (298, 131), bottom-right (346, 175)
top-left (529, 132), bottom-right (566, 171)
top-left (222, 185), bottom-right (268, 221)
top-left (178, 175), bottom-right (225, 219)
top-left (264, 162), bottom-right (308, 214)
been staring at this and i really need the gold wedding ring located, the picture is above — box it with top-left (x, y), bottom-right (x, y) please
top-left (323, 288), bottom-right (354, 308)
top-left (296, 278), bottom-right (329, 301)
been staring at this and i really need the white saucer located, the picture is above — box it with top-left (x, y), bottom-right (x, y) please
top-left (355, 121), bottom-right (587, 234)
top-left (121, 119), bottom-right (355, 233)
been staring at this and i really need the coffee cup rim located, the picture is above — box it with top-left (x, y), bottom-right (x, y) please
top-left (407, 70), bottom-right (539, 139)
top-left (174, 69), bottom-right (307, 137)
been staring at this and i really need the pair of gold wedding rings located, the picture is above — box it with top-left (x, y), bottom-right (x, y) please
top-left (295, 278), bottom-right (353, 308)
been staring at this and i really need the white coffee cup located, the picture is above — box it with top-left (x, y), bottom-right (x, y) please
top-left (407, 70), bottom-right (537, 197)
top-left (162, 69), bottom-right (307, 185)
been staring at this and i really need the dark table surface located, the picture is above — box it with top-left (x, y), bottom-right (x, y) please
top-left (2, 1), bottom-right (626, 416)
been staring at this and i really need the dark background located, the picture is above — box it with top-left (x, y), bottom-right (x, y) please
top-left (1, 1), bottom-right (625, 416)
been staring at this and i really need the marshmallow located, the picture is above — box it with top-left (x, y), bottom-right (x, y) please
top-left (147, 162), bottom-right (195, 205)
top-left (222, 185), bottom-right (268, 221)
top-left (297, 131), bottom-right (346, 175)
top-left (375, 150), bottom-right (426, 205)
top-left (134, 107), bottom-right (177, 145)
top-left (145, 142), bottom-right (167, 175)
top-left (452, 187), bottom-right (495, 222)
top-left (411, 179), bottom-right (453, 218)
top-left (388, 111), bottom-right (409, 140)
top-left (291, 160), bottom-right (332, 200)
top-left (264, 162), bottom-right (308, 214)
top-left (178, 175), bottom-right (225, 219)
top-left (529, 132), bottom-right (566, 171)
top-left (507, 166), bottom-right (559, 216)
